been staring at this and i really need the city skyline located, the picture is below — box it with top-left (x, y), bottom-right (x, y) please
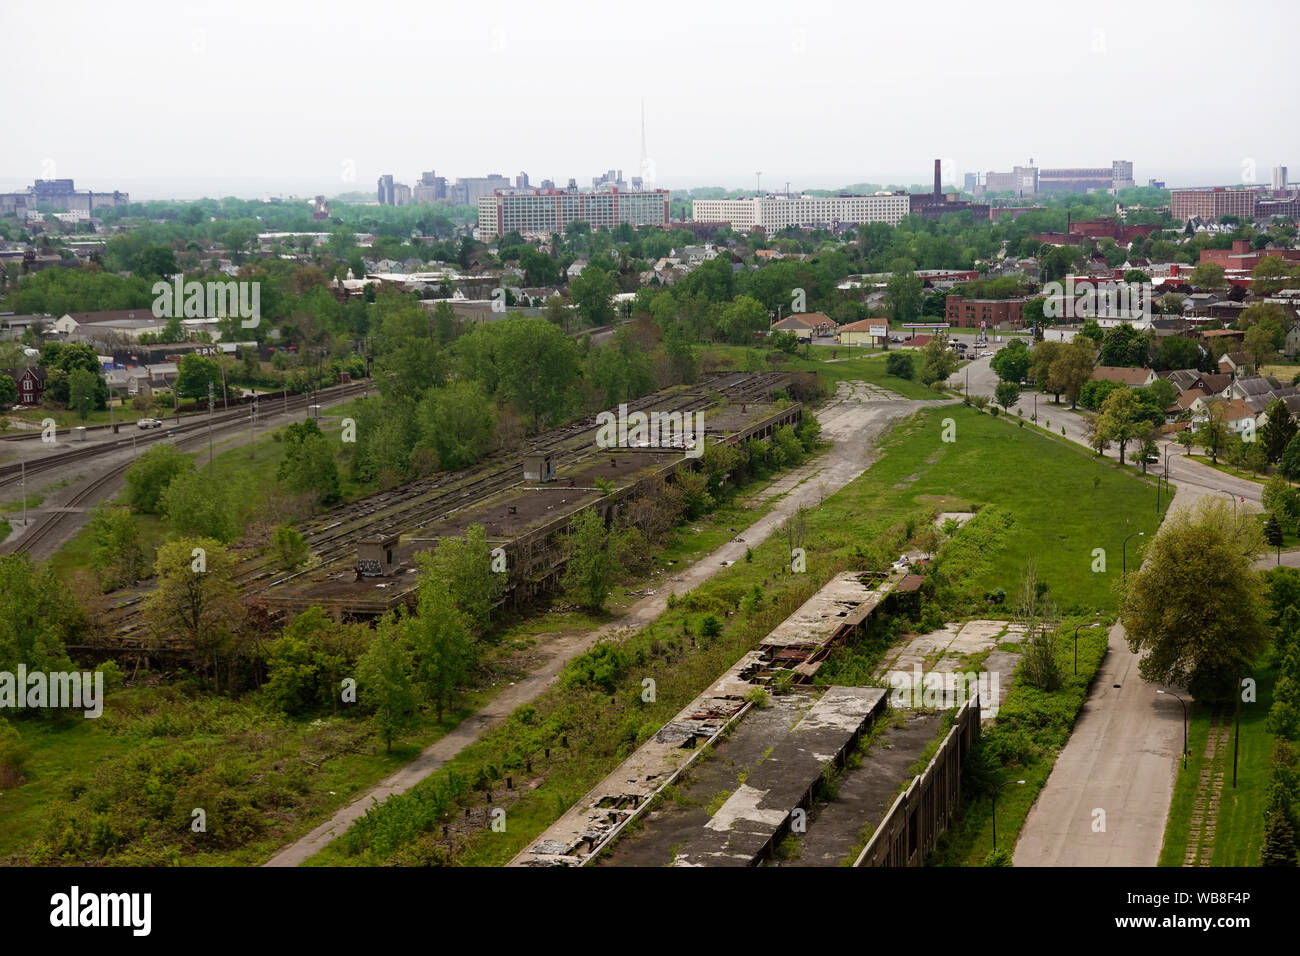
top-left (3, 0), bottom-right (1296, 201)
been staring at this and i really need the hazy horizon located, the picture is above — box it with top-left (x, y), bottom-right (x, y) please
top-left (4, 0), bottom-right (1296, 202)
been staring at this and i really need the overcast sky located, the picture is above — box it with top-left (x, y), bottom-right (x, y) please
top-left (4, 0), bottom-right (1296, 199)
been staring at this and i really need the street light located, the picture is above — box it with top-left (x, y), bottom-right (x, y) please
top-left (991, 779), bottom-right (1026, 851)
top-left (1156, 689), bottom-right (1189, 770)
top-left (1220, 489), bottom-right (1237, 515)
top-left (1122, 530), bottom-right (1145, 579)
top-left (1073, 617), bottom-right (1101, 675)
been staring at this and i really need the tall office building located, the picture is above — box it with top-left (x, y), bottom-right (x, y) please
top-left (1111, 160), bottom-right (1135, 190)
top-left (1274, 166), bottom-right (1289, 191)
top-left (377, 174), bottom-right (395, 205)
top-left (477, 188), bottom-right (670, 238)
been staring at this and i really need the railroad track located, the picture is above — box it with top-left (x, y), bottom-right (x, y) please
top-left (1, 381), bottom-right (371, 558)
top-left (0, 382), bottom-right (370, 490)
top-left (94, 372), bottom-right (791, 646)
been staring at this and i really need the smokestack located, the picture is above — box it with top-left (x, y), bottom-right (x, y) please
top-left (934, 159), bottom-right (942, 197)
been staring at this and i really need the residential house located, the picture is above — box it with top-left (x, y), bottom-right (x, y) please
top-left (1091, 365), bottom-right (1156, 388)
top-left (770, 312), bottom-right (832, 340)
top-left (1218, 351), bottom-right (1255, 379)
top-left (4, 366), bottom-right (45, 405)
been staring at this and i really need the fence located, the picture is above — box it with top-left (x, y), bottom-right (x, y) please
top-left (853, 696), bottom-right (981, 867)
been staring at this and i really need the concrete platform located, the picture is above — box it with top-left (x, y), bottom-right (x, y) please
top-left (675, 686), bottom-right (887, 866)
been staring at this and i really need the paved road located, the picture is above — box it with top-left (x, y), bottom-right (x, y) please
top-left (1013, 616), bottom-right (1186, 866)
top-left (950, 351), bottom-right (1263, 516)
top-left (263, 383), bottom-right (947, 866)
top-left (956, 350), bottom-right (1216, 865)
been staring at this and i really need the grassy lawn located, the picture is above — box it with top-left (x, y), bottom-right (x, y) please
top-left (703, 343), bottom-right (942, 400)
top-left (1157, 668), bottom-right (1276, 867)
top-left (316, 404), bottom-right (1161, 866)
top-left (1186, 454), bottom-right (1270, 486)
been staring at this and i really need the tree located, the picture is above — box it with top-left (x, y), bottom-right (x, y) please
top-left (1095, 387), bottom-right (1149, 464)
top-left (428, 524), bottom-right (504, 635)
top-left (278, 422), bottom-right (341, 505)
top-left (141, 537), bottom-right (243, 687)
top-left (0, 375), bottom-right (17, 407)
top-left (0, 555), bottom-right (81, 677)
top-left (174, 353), bottom-right (223, 401)
top-left (1098, 323), bottom-right (1148, 367)
top-left (991, 339), bottom-right (1030, 383)
top-left (1194, 400), bottom-right (1232, 464)
top-left (1120, 497), bottom-right (1268, 701)
top-left (562, 509), bottom-right (626, 613)
top-left (87, 506), bottom-right (146, 591)
top-left (568, 261), bottom-right (617, 327)
top-left (407, 563), bottom-right (476, 722)
top-left (885, 351), bottom-right (915, 380)
top-left (1153, 334), bottom-right (1201, 372)
top-left (124, 443), bottom-right (194, 513)
top-left (1049, 338), bottom-right (1096, 409)
top-left (495, 318), bottom-right (581, 432)
top-left (416, 379), bottom-right (496, 471)
top-left (67, 367), bottom-right (99, 420)
top-left (885, 270), bottom-right (922, 324)
top-left (716, 295), bottom-right (769, 345)
top-left (1263, 399), bottom-right (1298, 464)
top-left (1015, 560), bottom-right (1062, 691)
top-left (1244, 323), bottom-right (1278, 367)
top-left (356, 615), bottom-right (416, 752)
top-left (160, 470), bottom-right (251, 542)
top-left (1028, 341), bottom-right (1062, 393)
top-left (994, 381), bottom-right (1021, 411)
top-left (1190, 261), bottom-right (1228, 291)
top-left (270, 524), bottom-right (310, 570)
top-left (1282, 433), bottom-right (1300, 482)
top-left (918, 335), bottom-right (958, 386)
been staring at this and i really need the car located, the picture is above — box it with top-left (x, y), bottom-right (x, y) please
top-left (137, 418), bottom-right (163, 429)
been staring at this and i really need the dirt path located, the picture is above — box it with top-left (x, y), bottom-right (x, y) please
top-left (263, 385), bottom-right (947, 866)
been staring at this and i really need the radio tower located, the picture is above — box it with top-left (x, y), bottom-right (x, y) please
top-left (639, 98), bottom-right (648, 185)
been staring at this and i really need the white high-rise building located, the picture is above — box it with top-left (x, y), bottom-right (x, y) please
top-left (1274, 166), bottom-right (1289, 191)
top-left (690, 193), bottom-right (911, 231)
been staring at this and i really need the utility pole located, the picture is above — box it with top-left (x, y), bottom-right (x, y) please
top-left (20, 452), bottom-right (26, 528)
top-left (248, 392), bottom-right (256, 460)
top-left (207, 381), bottom-right (214, 476)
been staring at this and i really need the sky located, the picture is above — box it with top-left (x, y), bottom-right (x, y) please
top-left (3, 0), bottom-right (1297, 200)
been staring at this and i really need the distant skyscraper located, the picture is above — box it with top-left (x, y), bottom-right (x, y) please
top-left (377, 174), bottom-right (395, 205)
top-left (516, 171), bottom-right (530, 189)
top-left (1274, 165), bottom-right (1289, 191)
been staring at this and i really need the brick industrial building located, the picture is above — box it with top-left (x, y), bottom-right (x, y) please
top-left (1171, 187), bottom-right (1258, 222)
top-left (909, 160), bottom-right (989, 221)
top-left (945, 294), bottom-right (1028, 328)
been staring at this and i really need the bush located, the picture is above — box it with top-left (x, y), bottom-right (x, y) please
top-left (886, 352), bottom-right (915, 380)
top-left (983, 847), bottom-right (1013, 866)
top-left (0, 719), bottom-right (28, 787)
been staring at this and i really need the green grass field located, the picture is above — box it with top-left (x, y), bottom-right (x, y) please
top-left (703, 344), bottom-right (940, 400)
top-left (314, 403), bottom-right (1162, 866)
top-left (1158, 668), bottom-right (1277, 867)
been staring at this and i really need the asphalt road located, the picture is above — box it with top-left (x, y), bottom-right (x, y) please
top-left (948, 349), bottom-right (1220, 865)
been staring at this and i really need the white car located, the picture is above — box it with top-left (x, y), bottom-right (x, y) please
top-left (137, 418), bottom-right (163, 429)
